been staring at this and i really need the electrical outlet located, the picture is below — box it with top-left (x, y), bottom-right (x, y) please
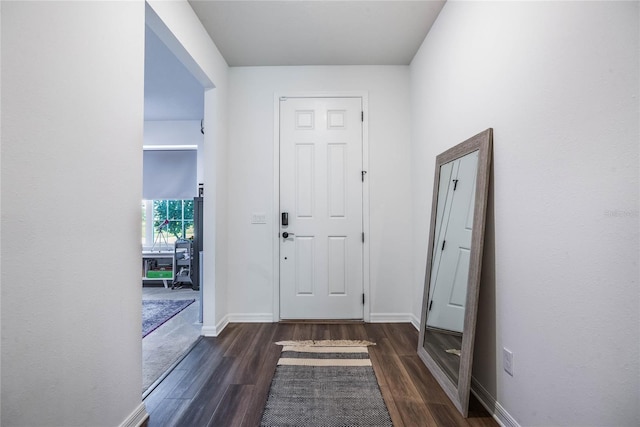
top-left (503, 348), bottom-right (514, 376)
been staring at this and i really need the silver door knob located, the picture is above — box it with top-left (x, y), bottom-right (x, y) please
top-left (282, 232), bottom-right (295, 238)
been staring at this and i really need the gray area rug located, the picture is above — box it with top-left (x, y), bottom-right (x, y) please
top-left (260, 340), bottom-right (393, 427)
top-left (142, 299), bottom-right (195, 338)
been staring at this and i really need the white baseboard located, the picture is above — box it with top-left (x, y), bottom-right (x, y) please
top-left (201, 326), bottom-right (218, 337)
top-left (119, 402), bottom-right (148, 427)
top-left (201, 313), bottom-right (274, 336)
top-left (204, 313), bottom-right (417, 335)
top-left (201, 315), bottom-right (229, 337)
top-left (471, 377), bottom-right (520, 427)
top-left (369, 313), bottom-right (415, 323)
top-left (409, 314), bottom-right (420, 330)
top-left (227, 313), bottom-right (274, 323)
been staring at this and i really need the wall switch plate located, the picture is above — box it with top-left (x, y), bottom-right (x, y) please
top-left (251, 213), bottom-right (267, 224)
top-left (503, 348), bottom-right (514, 376)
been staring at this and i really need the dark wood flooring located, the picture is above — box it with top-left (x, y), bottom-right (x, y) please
top-left (143, 322), bottom-right (497, 427)
top-left (424, 329), bottom-right (463, 385)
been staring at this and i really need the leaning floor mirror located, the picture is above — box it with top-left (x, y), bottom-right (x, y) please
top-left (417, 128), bottom-right (493, 417)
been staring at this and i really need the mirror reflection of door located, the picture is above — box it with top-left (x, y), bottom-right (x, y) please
top-left (417, 128), bottom-right (492, 417)
top-left (426, 151), bottom-right (478, 332)
top-left (279, 97), bottom-right (364, 319)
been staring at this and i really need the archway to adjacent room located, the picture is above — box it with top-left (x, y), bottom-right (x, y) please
top-left (141, 3), bottom-right (216, 397)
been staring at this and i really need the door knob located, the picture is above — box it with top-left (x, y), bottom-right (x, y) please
top-left (282, 232), bottom-right (295, 239)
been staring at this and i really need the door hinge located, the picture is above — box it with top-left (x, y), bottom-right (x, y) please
top-left (361, 111), bottom-right (364, 122)
top-left (362, 232), bottom-right (365, 243)
top-left (361, 170), bottom-right (367, 182)
top-left (441, 240), bottom-right (446, 250)
top-left (453, 179), bottom-right (459, 191)
top-left (363, 293), bottom-right (365, 305)
top-left (429, 300), bottom-right (433, 311)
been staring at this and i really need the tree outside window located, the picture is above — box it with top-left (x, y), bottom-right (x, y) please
top-left (141, 199), bottom-right (194, 248)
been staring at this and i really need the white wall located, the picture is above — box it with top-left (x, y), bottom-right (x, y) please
top-left (226, 66), bottom-right (413, 322)
top-left (1, 0), bottom-right (230, 424)
top-left (1, 2), bottom-right (146, 425)
top-left (146, 0), bottom-right (229, 335)
top-left (410, 1), bottom-right (639, 426)
top-left (144, 120), bottom-right (203, 147)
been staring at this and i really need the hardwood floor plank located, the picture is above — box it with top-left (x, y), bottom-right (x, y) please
top-left (394, 400), bottom-right (441, 427)
top-left (144, 323), bottom-right (498, 427)
top-left (143, 368), bottom-right (190, 414)
top-left (369, 348), bottom-right (406, 427)
top-left (310, 323), bottom-right (331, 340)
top-left (207, 384), bottom-right (255, 427)
top-left (292, 322), bottom-right (313, 340)
top-left (224, 323), bottom-right (260, 357)
top-left (239, 323), bottom-right (298, 426)
top-left (427, 402), bottom-right (467, 427)
top-left (400, 354), bottom-right (450, 405)
top-left (373, 338), bottom-right (439, 426)
top-left (333, 323), bottom-right (352, 340)
top-left (272, 322), bottom-right (296, 342)
top-left (173, 358), bottom-right (239, 426)
top-left (175, 335), bottom-right (213, 366)
top-left (145, 397), bottom-right (191, 427)
top-left (383, 323), bottom-right (420, 356)
top-left (233, 323), bottom-right (277, 385)
top-left (238, 348), bottom-right (281, 426)
top-left (363, 322), bottom-right (388, 343)
top-left (353, 322), bottom-right (370, 341)
top-left (168, 350), bottom-right (228, 399)
top-left (371, 330), bottom-right (399, 356)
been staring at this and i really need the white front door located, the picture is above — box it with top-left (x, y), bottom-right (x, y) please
top-left (427, 151), bottom-right (478, 332)
top-left (279, 97), bottom-right (363, 319)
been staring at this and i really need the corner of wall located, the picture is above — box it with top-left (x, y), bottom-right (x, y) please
top-left (471, 378), bottom-right (520, 427)
top-left (201, 314), bottom-right (229, 337)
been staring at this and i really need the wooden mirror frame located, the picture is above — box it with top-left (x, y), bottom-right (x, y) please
top-left (417, 128), bottom-right (493, 417)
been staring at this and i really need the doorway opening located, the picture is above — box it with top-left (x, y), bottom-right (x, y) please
top-left (141, 20), bottom-right (204, 396)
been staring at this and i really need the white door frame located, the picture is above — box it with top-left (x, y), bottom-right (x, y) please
top-left (272, 91), bottom-right (370, 322)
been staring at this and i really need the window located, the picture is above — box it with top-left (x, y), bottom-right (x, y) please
top-left (142, 146), bottom-right (197, 250)
top-left (142, 199), bottom-right (194, 250)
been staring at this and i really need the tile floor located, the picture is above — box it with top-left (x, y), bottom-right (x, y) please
top-left (142, 285), bottom-right (202, 395)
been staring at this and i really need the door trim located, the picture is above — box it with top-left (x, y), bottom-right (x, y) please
top-left (272, 92), bottom-right (370, 322)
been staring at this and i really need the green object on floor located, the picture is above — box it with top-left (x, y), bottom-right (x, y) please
top-left (147, 270), bottom-right (172, 279)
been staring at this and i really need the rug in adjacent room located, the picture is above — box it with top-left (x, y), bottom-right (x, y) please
top-left (260, 340), bottom-right (393, 427)
top-left (142, 299), bottom-right (195, 338)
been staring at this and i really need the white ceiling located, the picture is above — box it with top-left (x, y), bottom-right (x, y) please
top-left (189, 0), bottom-right (446, 66)
top-left (144, 0), bottom-right (445, 120)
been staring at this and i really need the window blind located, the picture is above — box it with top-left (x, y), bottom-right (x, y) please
top-left (143, 149), bottom-right (196, 200)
